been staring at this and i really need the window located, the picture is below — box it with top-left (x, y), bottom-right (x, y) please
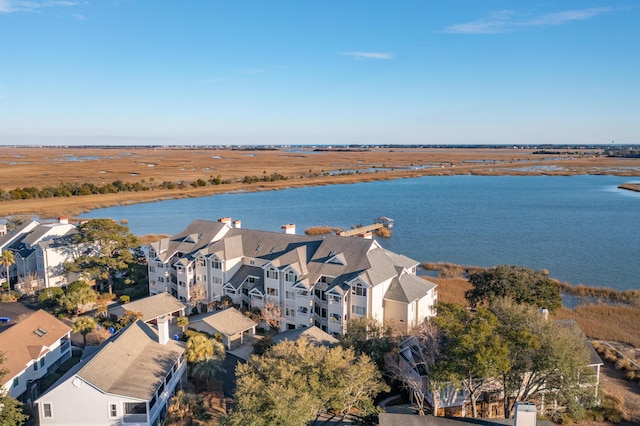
top-left (13, 377), bottom-right (18, 388)
top-left (246, 276), bottom-right (256, 283)
top-left (33, 362), bottom-right (38, 371)
top-left (149, 266), bottom-right (156, 273)
top-left (352, 283), bottom-right (367, 297)
top-left (266, 269), bottom-right (278, 279)
top-left (266, 288), bottom-right (278, 296)
top-left (329, 295), bottom-right (341, 303)
top-left (285, 272), bottom-right (297, 282)
top-left (285, 308), bottom-right (295, 317)
top-left (212, 259), bottom-right (221, 269)
top-left (321, 308), bottom-right (327, 318)
top-left (314, 289), bottom-right (327, 301)
top-left (197, 259), bottom-right (205, 267)
top-left (43, 403), bottom-right (52, 418)
top-left (297, 306), bottom-right (308, 314)
top-left (297, 289), bottom-right (308, 297)
top-left (249, 260), bottom-right (255, 265)
top-left (213, 277), bottom-right (222, 284)
top-left (352, 305), bottom-right (366, 316)
top-left (124, 402), bottom-right (147, 415)
top-left (285, 291), bottom-right (295, 300)
top-left (109, 403), bottom-right (117, 418)
top-left (40, 357), bottom-right (45, 367)
top-left (330, 313), bottom-right (342, 322)
top-left (226, 289), bottom-right (236, 295)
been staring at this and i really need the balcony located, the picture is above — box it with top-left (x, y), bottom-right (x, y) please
top-left (123, 414), bottom-right (148, 423)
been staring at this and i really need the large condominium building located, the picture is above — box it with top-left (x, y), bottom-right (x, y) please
top-left (147, 219), bottom-right (437, 336)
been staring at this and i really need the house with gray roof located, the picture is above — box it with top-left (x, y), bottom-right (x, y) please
top-left (271, 325), bottom-right (339, 347)
top-left (35, 317), bottom-right (185, 426)
top-left (108, 292), bottom-right (186, 323)
top-left (189, 307), bottom-right (257, 349)
top-left (0, 218), bottom-right (79, 291)
top-left (148, 218), bottom-right (437, 336)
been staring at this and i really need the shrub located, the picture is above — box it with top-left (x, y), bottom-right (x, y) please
top-left (119, 295), bottom-right (130, 304)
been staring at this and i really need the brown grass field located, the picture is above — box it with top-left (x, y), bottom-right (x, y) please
top-left (1, 146), bottom-right (639, 218)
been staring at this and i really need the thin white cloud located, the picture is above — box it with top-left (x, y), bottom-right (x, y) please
top-left (444, 7), bottom-right (613, 34)
top-left (71, 12), bottom-right (84, 20)
top-left (0, 0), bottom-right (80, 13)
top-left (341, 51), bottom-right (394, 60)
top-left (242, 69), bottom-right (264, 75)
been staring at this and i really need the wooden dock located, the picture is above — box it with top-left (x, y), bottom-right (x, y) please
top-left (338, 223), bottom-right (385, 237)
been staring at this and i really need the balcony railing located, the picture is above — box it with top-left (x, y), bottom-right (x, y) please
top-left (123, 413), bottom-right (148, 423)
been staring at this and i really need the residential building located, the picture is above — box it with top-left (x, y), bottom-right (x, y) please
top-left (35, 318), bottom-right (186, 426)
top-left (148, 219), bottom-right (437, 336)
top-left (0, 218), bottom-right (85, 291)
top-left (395, 320), bottom-right (603, 418)
top-left (0, 309), bottom-right (72, 403)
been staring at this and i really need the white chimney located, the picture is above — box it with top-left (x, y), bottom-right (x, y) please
top-left (157, 315), bottom-right (170, 345)
top-left (514, 402), bottom-right (537, 426)
top-left (0, 224), bottom-right (6, 237)
top-left (58, 217), bottom-right (69, 225)
top-left (218, 217), bottom-right (232, 226)
top-left (360, 231), bottom-right (373, 239)
top-left (281, 224), bottom-right (296, 234)
top-left (233, 220), bottom-right (242, 229)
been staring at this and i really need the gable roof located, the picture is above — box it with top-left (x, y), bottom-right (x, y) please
top-left (108, 293), bottom-right (186, 322)
top-left (191, 307), bottom-right (257, 337)
top-left (271, 326), bottom-right (339, 347)
top-left (72, 321), bottom-right (183, 400)
top-left (384, 273), bottom-right (437, 303)
top-left (0, 309), bottom-right (71, 384)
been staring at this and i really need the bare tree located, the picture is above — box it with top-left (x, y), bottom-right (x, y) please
top-left (260, 301), bottom-right (283, 331)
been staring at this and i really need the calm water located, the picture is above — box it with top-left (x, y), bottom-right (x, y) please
top-left (80, 175), bottom-right (640, 290)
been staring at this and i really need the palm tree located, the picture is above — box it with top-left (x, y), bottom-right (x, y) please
top-left (72, 316), bottom-right (98, 347)
top-left (1, 250), bottom-right (15, 291)
top-left (191, 357), bottom-right (225, 391)
top-left (177, 316), bottom-right (189, 334)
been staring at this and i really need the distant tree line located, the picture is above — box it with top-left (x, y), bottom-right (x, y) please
top-left (605, 148), bottom-right (640, 158)
top-left (0, 172), bottom-right (288, 201)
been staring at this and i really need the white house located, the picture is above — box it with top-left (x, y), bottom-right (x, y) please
top-left (36, 317), bottom-right (186, 426)
top-left (148, 219), bottom-right (438, 336)
top-left (0, 218), bottom-right (84, 291)
top-left (0, 309), bottom-right (72, 403)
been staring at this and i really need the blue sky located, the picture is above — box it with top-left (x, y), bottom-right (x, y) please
top-left (1, 1), bottom-right (638, 146)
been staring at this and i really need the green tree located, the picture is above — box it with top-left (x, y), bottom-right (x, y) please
top-left (177, 316), bottom-right (189, 333)
top-left (225, 336), bottom-right (388, 425)
top-left (166, 390), bottom-right (211, 425)
top-left (191, 357), bottom-right (225, 391)
top-left (490, 299), bottom-right (595, 419)
top-left (0, 352), bottom-right (29, 425)
top-left (37, 287), bottom-right (65, 308)
top-left (72, 316), bottom-right (98, 347)
top-left (465, 265), bottom-right (561, 312)
top-left (340, 317), bottom-right (395, 369)
top-left (65, 219), bottom-right (140, 294)
top-left (60, 282), bottom-right (98, 316)
top-left (184, 334), bottom-right (225, 364)
top-left (1, 250), bottom-right (15, 290)
top-left (432, 303), bottom-right (510, 418)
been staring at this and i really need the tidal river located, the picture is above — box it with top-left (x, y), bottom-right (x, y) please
top-left (80, 175), bottom-right (640, 291)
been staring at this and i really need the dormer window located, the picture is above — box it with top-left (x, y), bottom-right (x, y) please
top-left (266, 269), bottom-right (278, 279)
top-left (351, 283), bottom-right (367, 297)
top-left (285, 272), bottom-right (297, 283)
top-left (212, 259), bottom-right (221, 269)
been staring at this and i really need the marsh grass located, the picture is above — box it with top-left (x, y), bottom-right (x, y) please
top-left (305, 225), bottom-right (342, 235)
top-left (553, 304), bottom-right (640, 347)
top-left (375, 227), bottom-right (392, 238)
top-left (429, 276), bottom-right (471, 306)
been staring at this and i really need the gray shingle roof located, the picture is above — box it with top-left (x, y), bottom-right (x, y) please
top-left (272, 326), bottom-right (339, 347)
top-left (76, 321), bottom-right (184, 400)
top-left (108, 293), bottom-right (186, 322)
top-left (384, 273), bottom-right (437, 303)
top-left (191, 307), bottom-right (257, 337)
